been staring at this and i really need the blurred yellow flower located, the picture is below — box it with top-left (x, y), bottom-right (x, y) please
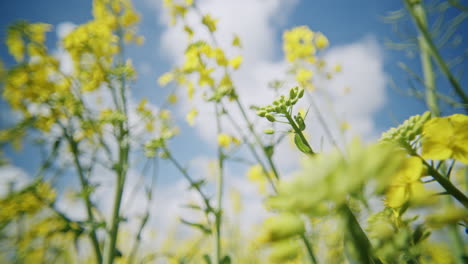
top-left (315, 32), bottom-right (329, 49)
top-left (232, 34), bottom-right (242, 48)
top-left (385, 156), bottom-right (428, 208)
top-left (158, 72), bottom-right (173, 86)
top-left (186, 108), bottom-right (198, 126)
top-left (217, 133), bottom-right (231, 148)
top-left (202, 14), bottom-right (218, 32)
top-left (229, 56), bottom-right (243, 70)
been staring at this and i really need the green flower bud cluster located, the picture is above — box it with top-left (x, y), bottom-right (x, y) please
top-left (256, 86), bottom-right (305, 122)
top-left (380, 111), bottom-right (431, 145)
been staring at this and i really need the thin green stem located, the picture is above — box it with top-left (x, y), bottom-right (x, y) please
top-left (300, 233), bottom-right (318, 264)
top-left (214, 104), bottom-right (224, 264)
top-left (404, 0), bottom-right (468, 112)
top-left (103, 24), bottom-right (130, 264)
top-left (407, 0), bottom-right (440, 116)
top-left (65, 133), bottom-right (102, 264)
top-left (164, 148), bottom-right (214, 213)
top-left (420, 157), bottom-right (468, 208)
top-left (234, 98), bottom-right (281, 180)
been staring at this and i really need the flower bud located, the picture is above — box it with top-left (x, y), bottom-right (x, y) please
top-left (266, 114), bottom-right (276, 122)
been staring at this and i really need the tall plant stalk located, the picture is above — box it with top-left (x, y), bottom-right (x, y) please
top-left (103, 25), bottom-right (131, 264)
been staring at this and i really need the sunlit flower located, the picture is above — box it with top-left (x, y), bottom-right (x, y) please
top-left (422, 114), bottom-right (468, 164)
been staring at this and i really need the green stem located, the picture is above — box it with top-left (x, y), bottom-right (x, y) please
top-left (404, 0), bottom-right (468, 112)
top-left (234, 98), bottom-right (281, 180)
top-left (341, 205), bottom-right (382, 264)
top-left (300, 233), bottom-right (318, 264)
top-left (164, 148), bottom-right (214, 213)
top-left (66, 135), bottom-right (102, 264)
top-left (221, 104), bottom-right (277, 192)
top-left (103, 24), bottom-right (130, 264)
top-left (421, 158), bottom-right (468, 208)
top-left (409, 1), bottom-right (439, 116)
top-left (128, 213), bottom-right (149, 264)
top-left (214, 104), bottom-right (224, 264)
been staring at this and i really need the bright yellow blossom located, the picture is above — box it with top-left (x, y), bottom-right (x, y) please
top-left (283, 26), bottom-right (316, 62)
top-left (421, 114), bottom-right (468, 164)
top-left (217, 133), bottom-right (231, 148)
top-left (229, 56), bottom-right (243, 70)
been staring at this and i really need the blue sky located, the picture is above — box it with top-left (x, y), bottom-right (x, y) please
top-left (1, 0), bottom-right (467, 231)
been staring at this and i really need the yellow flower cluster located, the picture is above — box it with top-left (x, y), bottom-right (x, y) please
top-left (64, 0), bottom-right (141, 92)
top-left (421, 114), bottom-right (468, 164)
top-left (3, 22), bottom-right (77, 132)
top-left (0, 182), bottom-right (56, 223)
top-left (282, 26), bottom-right (337, 91)
top-left (283, 26), bottom-right (328, 62)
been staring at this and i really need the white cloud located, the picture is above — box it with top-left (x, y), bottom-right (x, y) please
top-left (0, 165), bottom-right (30, 198)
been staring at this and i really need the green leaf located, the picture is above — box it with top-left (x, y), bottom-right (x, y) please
top-left (294, 133), bottom-right (312, 154)
top-left (220, 255), bottom-right (231, 264)
top-left (180, 218), bottom-right (212, 234)
top-left (264, 145), bottom-right (274, 158)
top-left (203, 254), bottom-right (212, 264)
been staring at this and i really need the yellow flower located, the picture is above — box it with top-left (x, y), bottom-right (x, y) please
top-left (422, 114), bottom-right (468, 164)
top-left (186, 108), bottom-right (198, 126)
top-left (340, 121), bottom-right (350, 131)
top-left (334, 64), bottom-right (342, 72)
top-left (217, 133), bottom-right (231, 148)
top-left (167, 93), bottom-right (178, 104)
top-left (229, 56), bottom-right (243, 70)
top-left (186, 82), bottom-right (194, 99)
top-left (232, 34), bottom-right (242, 48)
top-left (283, 26), bottom-right (315, 62)
top-left (230, 189), bottom-right (242, 213)
top-left (257, 213), bottom-right (305, 243)
top-left (247, 164), bottom-right (273, 194)
top-left (385, 156), bottom-right (428, 208)
top-left (137, 98), bottom-right (148, 112)
top-left (202, 14), bottom-right (218, 32)
top-left (214, 48), bottom-right (228, 66)
top-left (315, 32), bottom-right (329, 49)
top-left (295, 68), bottom-right (312, 84)
top-left (158, 72), bottom-right (173, 86)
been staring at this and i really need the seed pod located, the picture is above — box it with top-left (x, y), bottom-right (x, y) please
top-left (266, 114), bottom-right (276, 122)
